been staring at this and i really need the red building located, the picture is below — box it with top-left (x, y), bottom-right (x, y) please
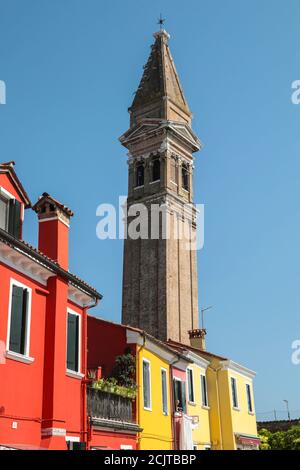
top-left (0, 162), bottom-right (101, 450)
top-left (87, 316), bottom-right (142, 450)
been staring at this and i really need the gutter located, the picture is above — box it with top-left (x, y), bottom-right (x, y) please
top-left (136, 332), bottom-right (146, 450)
top-left (82, 298), bottom-right (99, 450)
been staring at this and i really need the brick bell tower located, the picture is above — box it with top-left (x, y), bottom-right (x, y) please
top-left (120, 29), bottom-right (202, 344)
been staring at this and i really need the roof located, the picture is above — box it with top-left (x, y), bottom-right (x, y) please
top-left (33, 192), bottom-right (74, 217)
top-left (167, 339), bottom-right (228, 361)
top-left (0, 227), bottom-right (102, 301)
top-left (0, 161), bottom-right (31, 208)
top-left (130, 30), bottom-right (191, 116)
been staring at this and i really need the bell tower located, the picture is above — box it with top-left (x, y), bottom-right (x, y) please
top-left (120, 29), bottom-right (202, 344)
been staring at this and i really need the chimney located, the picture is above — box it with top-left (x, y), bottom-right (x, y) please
top-left (33, 193), bottom-right (73, 270)
top-left (188, 328), bottom-right (207, 351)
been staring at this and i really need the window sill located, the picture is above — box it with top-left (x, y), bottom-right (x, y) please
top-left (188, 401), bottom-right (196, 407)
top-left (143, 407), bottom-right (152, 412)
top-left (232, 407), bottom-right (240, 412)
top-left (6, 350), bottom-right (34, 364)
top-left (149, 180), bottom-right (160, 185)
top-left (134, 185), bottom-right (144, 190)
top-left (201, 405), bottom-right (210, 411)
top-left (66, 369), bottom-right (84, 380)
top-left (248, 411), bottom-right (255, 416)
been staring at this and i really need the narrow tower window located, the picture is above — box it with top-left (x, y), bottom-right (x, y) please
top-left (152, 158), bottom-right (160, 182)
top-left (136, 164), bottom-right (144, 187)
top-left (182, 163), bottom-right (189, 191)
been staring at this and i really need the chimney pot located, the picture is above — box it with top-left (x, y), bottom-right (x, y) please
top-left (188, 328), bottom-right (207, 351)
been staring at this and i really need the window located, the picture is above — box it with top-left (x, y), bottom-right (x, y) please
top-left (182, 163), bottom-right (189, 191)
top-left (187, 368), bottom-right (195, 403)
top-left (171, 157), bottom-right (177, 184)
top-left (8, 280), bottom-right (31, 356)
top-left (0, 193), bottom-right (9, 230)
top-left (161, 369), bottom-right (168, 415)
top-left (142, 359), bottom-right (151, 410)
top-left (231, 377), bottom-right (239, 409)
top-left (67, 311), bottom-right (80, 373)
top-left (246, 384), bottom-right (253, 413)
top-left (201, 374), bottom-right (208, 407)
top-left (173, 378), bottom-right (187, 413)
top-left (136, 164), bottom-right (144, 187)
top-left (0, 189), bottom-right (21, 237)
top-left (152, 159), bottom-right (160, 182)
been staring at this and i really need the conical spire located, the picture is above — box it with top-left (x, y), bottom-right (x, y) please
top-left (129, 30), bottom-right (192, 125)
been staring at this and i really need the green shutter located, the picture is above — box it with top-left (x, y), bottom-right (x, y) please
top-left (9, 286), bottom-right (27, 354)
top-left (8, 199), bottom-right (21, 238)
top-left (181, 381), bottom-right (187, 413)
top-left (173, 379), bottom-right (178, 411)
top-left (161, 370), bottom-right (168, 414)
top-left (67, 313), bottom-right (79, 371)
top-left (143, 361), bottom-right (150, 408)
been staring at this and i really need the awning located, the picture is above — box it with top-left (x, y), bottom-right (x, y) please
top-left (236, 435), bottom-right (260, 446)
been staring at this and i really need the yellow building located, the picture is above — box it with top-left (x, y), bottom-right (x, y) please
top-left (126, 329), bottom-right (189, 450)
top-left (202, 354), bottom-right (259, 450)
top-left (168, 339), bottom-right (259, 450)
top-left (185, 352), bottom-right (211, 450)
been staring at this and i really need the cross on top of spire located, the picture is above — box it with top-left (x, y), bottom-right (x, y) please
top-left (157, 14), bottom-right (166, 30)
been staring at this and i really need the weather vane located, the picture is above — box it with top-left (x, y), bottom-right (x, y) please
top-left (157, 14), bottom-right (166, 30)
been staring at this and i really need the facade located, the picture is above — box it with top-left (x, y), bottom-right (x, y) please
top-left (87, 316), bottom-right (191, 450)
top-left (120, 29), bottom-right (201, 344)
top-left (168, 339), bottom-right (259, 450)
top-left (87, 318), bottom-right (259, 451)
top-left (0, 162), bottom-right (101, 450)
top-left (87, 316), bottom-right (141, 450)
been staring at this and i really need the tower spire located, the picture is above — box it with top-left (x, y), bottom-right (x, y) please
top-left (129, 27), bottom-right (191, 126)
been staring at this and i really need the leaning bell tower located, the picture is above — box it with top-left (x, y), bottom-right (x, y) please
top-left (120, 28), bottom-right (202, 344)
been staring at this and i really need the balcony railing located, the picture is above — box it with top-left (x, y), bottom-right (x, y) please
top-left (87, 387), bottom-right (134, 423)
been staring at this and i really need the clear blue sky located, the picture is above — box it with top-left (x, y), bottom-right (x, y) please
top-left (1, 0), bottom-right (299, 420)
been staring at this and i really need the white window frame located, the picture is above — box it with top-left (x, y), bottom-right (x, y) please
top-left (66, 308), bottom-right (82, 377)
top-left (201, 373), bottom-right (209, 408)
top-left (231, 376), bottom-right (239, 410)
top-left (161, 367), bottom-right (169, 416)
top-left (6, 278), bottom-right (33, 362)
top-left (0, 187), bottom-right (13, 231)
top-left (142, 358), bottom-right (152, 411)
top-left (187, 367), bottom-right (195, 404)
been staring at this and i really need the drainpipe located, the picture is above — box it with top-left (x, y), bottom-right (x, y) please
top-left (136, 332), bottom-right (146, 450)
top-left (82, 298), bottom-right (99, 450)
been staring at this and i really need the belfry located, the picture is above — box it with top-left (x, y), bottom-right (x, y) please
top-left (120, 28), bottom-right (202, 344)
